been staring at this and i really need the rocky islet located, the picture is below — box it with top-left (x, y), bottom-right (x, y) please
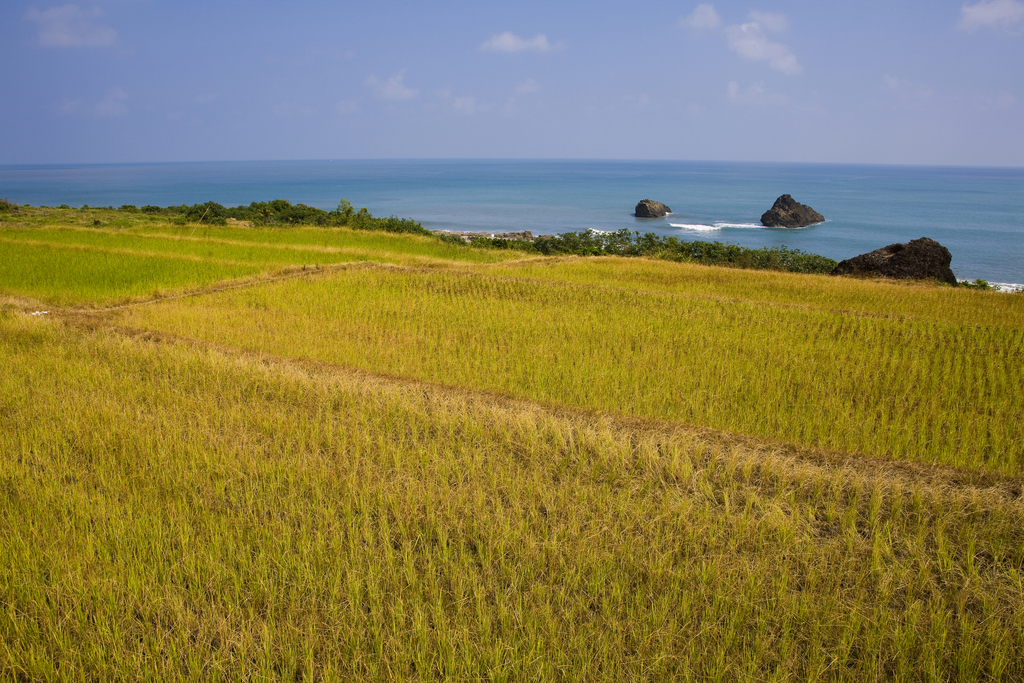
top-left (635, 199), bottom-right (672, 218)
top-left (760, 195), bottom-right (825, 228)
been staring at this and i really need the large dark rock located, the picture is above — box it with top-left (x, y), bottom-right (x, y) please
top-left (760, 194), bottom-right (824, 228)
top-left (635, 199), bottom-right (671, 218)
top-left (831, 237), bottom-right (957, 285)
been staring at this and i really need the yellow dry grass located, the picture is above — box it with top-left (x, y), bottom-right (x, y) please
top-left (112, 262), bottom-right (1024, 475)
top-left (2, 313), bottom-right (1023, 681)
top-left (3, 211), bottom-right (1023, 681)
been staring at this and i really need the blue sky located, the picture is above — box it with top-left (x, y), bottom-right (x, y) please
top-left (2, 0), bottom-right (1022, 166)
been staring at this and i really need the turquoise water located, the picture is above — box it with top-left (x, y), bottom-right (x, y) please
top-left (2, 160), bottom-right (1022, 285)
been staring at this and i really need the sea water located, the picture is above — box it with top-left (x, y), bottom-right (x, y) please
top-left (2, 160), bottom-right (1021, 286)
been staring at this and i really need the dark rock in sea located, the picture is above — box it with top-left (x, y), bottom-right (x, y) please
top-left (635, 199), bottom-right (671, 218)
top-left (831, 237), bottom-right (957, 285)
top-left (760, 194), bottom-right (824, 228)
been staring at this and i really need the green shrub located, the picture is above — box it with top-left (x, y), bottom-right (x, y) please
top-left (527, 229), bottom-right (838, 274)
top-left (437, 233), bottom-right (470, 246)
top-left (125, 199), bottom-right (430, 236)
top-left (958, 278), bottom-right (997, 290)
top-left (469, 237), bottom-right (537, 252)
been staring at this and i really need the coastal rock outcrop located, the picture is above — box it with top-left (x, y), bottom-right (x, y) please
top-left (635, 199), bottom-right (671, 218)
top-left (432, 229), bottom-right (534, 242)
top-left (831, 237), bottom-right (957, 285)
top-left (760, 195), bottom-right (824, 228)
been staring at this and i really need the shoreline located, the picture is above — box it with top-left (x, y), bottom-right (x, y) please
top-left (432, 229), bottom-right (541, 243)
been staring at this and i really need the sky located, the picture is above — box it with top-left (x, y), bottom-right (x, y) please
top-left (2, 0), bottom-right (1023, 166)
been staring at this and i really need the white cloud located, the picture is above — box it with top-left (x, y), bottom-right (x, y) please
top-left (25, 4), bottom-right (117, 47)
top-left (479, 32), bottom-right (561, 53)
top-left (94, 86), bottom-right (128, 117)
top-left (727, 80), bottom-right (789, 105)
top-left (958, 0), bottom-right (1024, 30)
top-left (514, 78), bottom-right (540, 95)
top-left (366, 70), bottom-right (419, 101)
top-left (747, 11), bottom-right (789, 32)
top-left (684, 7), bottom-right (801, 74)
top-left (681, 4), bottom-right (721, 29)
top-left (725, 18), bottom-right (801, 74)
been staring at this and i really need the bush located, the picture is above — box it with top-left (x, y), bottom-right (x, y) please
top-left (437, 233), bottom-right (469, 246)
top-left (126, 199), bottom-right (430, 236)
top-left (958, 279), bottom-right (997, 290)
top-left (184, 201), bottom-right (228, 223)
top-left (469, 237), bottom-right (538, 252)
top-left (527, 229), bottom-right (839, 274)
top-left (0, 198), bottom-right (17, 214)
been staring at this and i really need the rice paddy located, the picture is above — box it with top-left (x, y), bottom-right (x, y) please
top-left (0, 207), bottom-right (522, 305)
top-left (2, 208), bottom-right (1023, 680)
top-left (113, 264), bottom-right (1024, 475)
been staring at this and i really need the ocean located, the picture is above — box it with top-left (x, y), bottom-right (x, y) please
top-left (2, 159), bottom-right (1021, 286)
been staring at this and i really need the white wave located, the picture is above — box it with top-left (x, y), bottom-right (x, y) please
top-left (990, 282), bottom-right (1024, 293)
top-left (670, 222), bottom-right (719, 231)
top-left (670, 221), bottom-right (765, 232)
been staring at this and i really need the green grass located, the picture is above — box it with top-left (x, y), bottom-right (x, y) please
top-left (114, 265), bottom-right (1024, 474)
top-left (2, 313), bottom-right (1022, 680)
top-left (0, 239), bottom-right (262, 306)
top-left (0, 217), bottom-right (529, 305)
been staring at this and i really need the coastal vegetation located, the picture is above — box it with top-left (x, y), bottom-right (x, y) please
top-left (2, 205), bottom-right (1022, 680)
top-left (470, 228), bottom-right (840, 274)
top-left (6, 202), bottom-right (843, 275)
top-left (126, 198), bottom-right (431, 234)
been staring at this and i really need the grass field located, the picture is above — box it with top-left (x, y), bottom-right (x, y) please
top-left (2, 208), bottom-right (1023, 680)
top-left (0, 208), bottom-right (522, 306)
top-left (112, 264), bottom-right (1024, 475)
